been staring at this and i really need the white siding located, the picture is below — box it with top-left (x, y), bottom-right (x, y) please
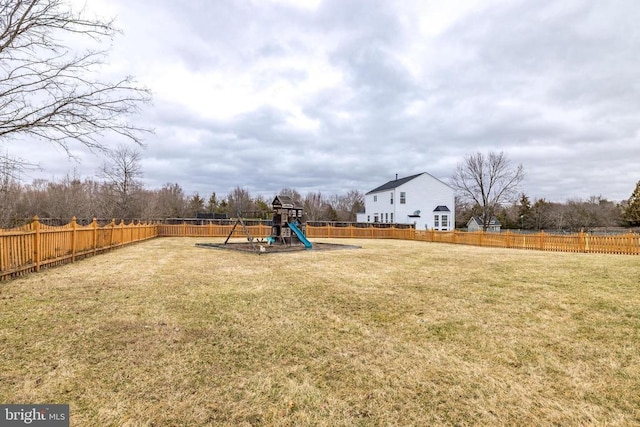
top-left (360, 173), bottom-right (456, 230)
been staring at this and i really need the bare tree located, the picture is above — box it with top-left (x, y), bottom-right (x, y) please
top-left (324, 190), bottom-right (364, 222)
top-left (303, 192), bottom-right (326, 221)
top-left (226, 186), bottom-right (253, 216)
top-left (156, 183), bottom-right (186, 218)
top-left (342, 189), bottom-right (364, 222)
top-left (563, 196), bottom-right (622, 231)
top-left (278, 187), bottom-right (302, 206)
top-left (133, 189), bottom-right (159, 221)
top-left (451, 151), bottom-right (524, 231)
top-left (0, 0), bottom-right (150, 156)
top-left (547, 202), bottom-right (568, 231)
top-left (44, 173), bottom-right (93, 219)
top-left (0, 155), bottom-right (21, 225)
top-left (98, 145), bottom-right (142, 219)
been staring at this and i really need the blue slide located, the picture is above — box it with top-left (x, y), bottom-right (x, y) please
top-left (288, 222), bottom-right (312, 249)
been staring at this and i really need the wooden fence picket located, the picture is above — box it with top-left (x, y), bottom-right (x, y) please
top-left (1, 219), bottom-right (638, 282)
top-left (0, 217), bottom-right (158, 281)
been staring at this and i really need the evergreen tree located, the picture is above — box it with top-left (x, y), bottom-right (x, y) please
top-left (253, 196), bottom-right (271, 219)
top-left (623, 181), bottom-right (640, 226)
top-left (206, 193), bottom-right (218, 213)
top-left (531, 198), bottom-right (551, 230)
top-left (517, 193), bottom-right (532, 229)
top-left (186, 193), bottom-right (205, 217)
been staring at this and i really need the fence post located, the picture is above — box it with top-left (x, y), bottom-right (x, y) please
top-left (33, 215), bottom-right (40, 272)
top-left (109, 219), bottom-right (115, 248)
top-left (539, 231), bottom-right (545, 251)
top-left (92, 218), bottom-right (98, 255)
top-left (626, 232), bottom-right (634, 255)
top-left (71, 216), bottom-right (77, 262)
top-left (579, 231), bottom-right (586, 253)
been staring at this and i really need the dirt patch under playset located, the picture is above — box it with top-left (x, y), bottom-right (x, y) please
top-left (196, 241), bottom-right (361, 254)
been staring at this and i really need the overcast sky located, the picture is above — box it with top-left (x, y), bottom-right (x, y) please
top-left (7, 0), bottom-right (640, 202)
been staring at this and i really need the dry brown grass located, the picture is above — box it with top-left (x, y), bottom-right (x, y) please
top-left (1, 237), bottom-right (639, 426)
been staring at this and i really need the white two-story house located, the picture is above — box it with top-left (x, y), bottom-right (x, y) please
top-left (356, 172), bottom-right (455, 231)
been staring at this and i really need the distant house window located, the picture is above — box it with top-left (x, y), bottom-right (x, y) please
top-left (367, 215), bottom-right (370, 222)
top-left (400, 192), bottom-right (406, 204)
top-left (374, 214), bottom-right (379, 223)
top-left (390, 192), bottom-right (393, 204)
top-left (434, 215), bottom-right (440, 228)
top-left (385, 213), bottom-right (389, 222)
top-left (442, 215), bottom-right (448, 229)
top-left (390, 213), bottom-right (394, 223)
top-left (374, 195), bottom-right (377, 202)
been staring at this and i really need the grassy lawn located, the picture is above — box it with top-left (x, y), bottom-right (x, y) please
top-left (1, 237), bottom-right (639, 426)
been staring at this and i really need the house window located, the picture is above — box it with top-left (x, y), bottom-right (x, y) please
top-left (390, 192), bottom-right (393, 204)
top-left (367, 215), bottom-right (370, 222)
top-left (374, 195), bottom-right (377, 202)
top-left (385, 213), bottom-right (389, 222)
top-left (374, 214), bottom-right (379, 223)
top-left (442, 215), bottom-right (448, 229)
top-left (390, 213), bottom-right (394, 223)
top-left (434, 215), bottom-right (440, 228)
top-left (400, 192), bottom-right (406, 204)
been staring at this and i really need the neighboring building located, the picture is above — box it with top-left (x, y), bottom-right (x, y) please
top-left (356, 172), bottom-right (455, 230)
top-left (467, 216), bottom-right (502, 232)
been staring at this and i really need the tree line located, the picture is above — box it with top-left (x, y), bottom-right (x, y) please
top-left (451, 151), bottom-right (640, 232)
top-left (2, 154), bottom-right (638, 231)
top-left (0, 148), bottom-right (365, 226)
top-left (456, 193), bottom-right (638, 232)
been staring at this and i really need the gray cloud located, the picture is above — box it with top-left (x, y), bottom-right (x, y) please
top-left (10, 0), bottom-right (640, 203)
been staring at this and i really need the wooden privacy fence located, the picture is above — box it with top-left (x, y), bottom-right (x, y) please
top-left (159, 222), bottom-right (273, 238)
top-left (0, 216), bottom-right (158, 281)
top-left (157, 223), bottom-right (639, 255)
top-left (157, 223), bottom-right (417, 240)
top-left (2, 220), bottom-right (639, 281)
top-left (413, 229), bottom-right (640, 255)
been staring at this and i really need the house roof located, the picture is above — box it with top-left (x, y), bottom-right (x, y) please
top-left (468, 216), bottom-right (502, 226)
top-left (272, 195), bottom-right (297, 209)
top-left (366, 173), bottom-right (424, 194)
top-left (433, 205), bottom-right (450, 212)
top-left (366, 172), bottom-right (454, 194)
